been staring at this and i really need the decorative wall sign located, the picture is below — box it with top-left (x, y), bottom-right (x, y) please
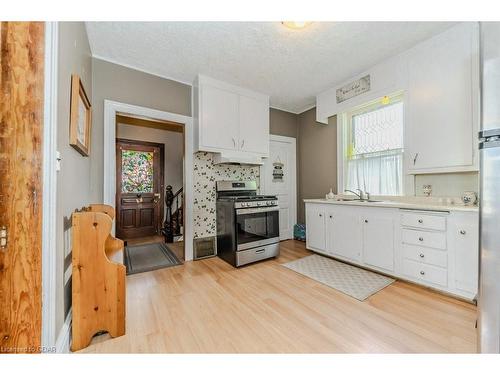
top-left (272, 158), bottom-right (284, 182)
top-left (336, 75), bottom-right (371, 104)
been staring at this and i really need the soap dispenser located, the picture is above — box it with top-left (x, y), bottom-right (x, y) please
top-left (326, 188), bottom-right (335, 200)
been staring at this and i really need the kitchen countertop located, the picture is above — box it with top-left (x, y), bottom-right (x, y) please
top-left (303, 198), bottom-right (479, 213)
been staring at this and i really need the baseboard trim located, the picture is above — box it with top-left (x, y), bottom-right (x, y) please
top-left (55, 309), bottom-right (72, 353)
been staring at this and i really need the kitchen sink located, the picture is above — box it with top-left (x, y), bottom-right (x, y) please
top-left (336, 198), bottom-right (383, 203)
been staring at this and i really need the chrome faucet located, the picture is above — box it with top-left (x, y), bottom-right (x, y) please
top-left (344, 189), bottom-right (370, 201)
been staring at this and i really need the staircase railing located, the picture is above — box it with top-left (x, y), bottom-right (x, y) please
top-left (162, 185), bottom-right (183, 243)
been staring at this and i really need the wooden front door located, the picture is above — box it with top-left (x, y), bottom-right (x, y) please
top-left (0, 22), bottom-right (44, 353)
top-left (116, 139), bottom-right (164, 239)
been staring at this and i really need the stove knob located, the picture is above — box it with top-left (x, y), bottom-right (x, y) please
top-left (240, 203), bottom-right (247, 207)
top-left (267, 201), bottom-right (272, 206)
top-left (256, 202), bottom-right (262, 206)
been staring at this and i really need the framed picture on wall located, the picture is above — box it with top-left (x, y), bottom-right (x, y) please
top-left (69, 74), bottom-right (92, 156)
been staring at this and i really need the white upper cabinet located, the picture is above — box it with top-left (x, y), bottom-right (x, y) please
top-left (407, 22), bottom-right (479, 173)
top-left (238, 95), bottom-right (270, 155)
top-left (193, 75), bottom-right (270, 157)
top-left (200, 85), bottom-right (239, 151)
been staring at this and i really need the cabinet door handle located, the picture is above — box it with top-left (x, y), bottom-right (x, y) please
top-left (232, 138), bottom-right (236, 148)
top-left (418, 219), bottom-right (423, 224)
top-left (329, 215), bottom-right (333, 219)
top-left (413, 152), bottom-right (419, 165)
top-left (241, 139), bottom-right (245, 149)
top-left (418, 237), bottom-right (424, 242)
top-left (419, 253), bottom-right (425, 258)
top-left (460, 230), bottom-right (466, 235)
top-left (420, 270), bottom-right (425, 275)
top-left (364, 219), bottom-right (368, 223)
top-left (319, 214), bottom-right (323, 217)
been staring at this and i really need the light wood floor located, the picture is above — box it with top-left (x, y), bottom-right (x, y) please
top-left (79, 240), bottom-right (477, 353)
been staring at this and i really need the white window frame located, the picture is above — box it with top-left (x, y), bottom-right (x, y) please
top-left (337, 92), bottom-right (414, 197)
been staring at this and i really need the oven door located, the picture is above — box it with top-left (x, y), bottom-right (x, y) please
top-left (235, 206), bottom-right (280, 250)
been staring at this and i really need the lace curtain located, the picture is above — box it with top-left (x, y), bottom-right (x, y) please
top-left (344, 100), bottom-right (404, 196)
top-left (346, 150), bottom-right (403, 196)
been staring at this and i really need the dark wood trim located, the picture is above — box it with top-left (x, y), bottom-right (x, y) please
top-left (115, 139), bottom-right (165, 239)
top-left (116, 114), bottom-right (184, 133)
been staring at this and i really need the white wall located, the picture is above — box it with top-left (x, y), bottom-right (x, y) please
top-left (415, 172), bottom-right (479, 198)
top-left (116, 123), bottom-right (184, 193)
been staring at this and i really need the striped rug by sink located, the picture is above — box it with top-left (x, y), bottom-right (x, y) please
top-left (282, 254), bottom-right (395, 301)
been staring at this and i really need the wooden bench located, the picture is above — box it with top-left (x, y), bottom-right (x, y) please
top-left (71, 204), bottom-right (126, 351)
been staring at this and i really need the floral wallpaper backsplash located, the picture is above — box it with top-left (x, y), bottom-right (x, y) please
top-left (193, 152), bottom-right (260, 238)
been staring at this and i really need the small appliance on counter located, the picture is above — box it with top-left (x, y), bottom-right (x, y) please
top-left (216, 180), bottom-right (280, 267)
top-left (461, 191), bottom-right (477, 206)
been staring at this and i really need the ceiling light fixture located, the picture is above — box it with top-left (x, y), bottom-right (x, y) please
top-left (282, 21), bottom-right (313, 30)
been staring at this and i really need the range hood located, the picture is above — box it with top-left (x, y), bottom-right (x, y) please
top-left (212, 151), bottom-right (265, 166)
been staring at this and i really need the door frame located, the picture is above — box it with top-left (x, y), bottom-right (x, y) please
top-left (103, 100), bottom-right (194, 260)
top-left (260, 134), bottom-right (297, 240)
top-left (41, 21), bottom-right (59, 350)
top-left (115, 138), bottom-right (165, 239)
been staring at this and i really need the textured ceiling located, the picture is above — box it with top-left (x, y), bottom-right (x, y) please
top-left (86, 22), bottom-right (455, 113)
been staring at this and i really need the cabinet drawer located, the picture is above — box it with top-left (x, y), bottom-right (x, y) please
top-left (402, 259), bottom-right (448, 287)
top-left (402, 244), bottom-right (447, 268)
top-left (400, 212), bottom-right (446, 231)
top-left (402, 228), bottom-right (447, 249)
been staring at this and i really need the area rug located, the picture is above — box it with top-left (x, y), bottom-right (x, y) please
top-left (282, 254), bottom-right (395, 301)
top-left (124, 242), bottom-right (182, 275)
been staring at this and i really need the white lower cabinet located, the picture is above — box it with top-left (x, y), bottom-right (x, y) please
top-left (305, 202), bottom-right (479, 300)
top-left (362, 212), bottom-right (395, 272)
top-left (450, 213), bottom-right (479, 296)
top-left (327, 208), bottom-right (362, 262)
top-left (305, 204), bottom-right (326, 252)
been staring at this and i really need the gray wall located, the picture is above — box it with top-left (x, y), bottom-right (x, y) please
top-left (56, 22), bottom-right (94, 339)
top-left (297, 109), bottom-right (338, 223)
top-left (270, 108), bottom-right (299, 138)
top-left (116, 124), bottom-right (184, 193)
top-left (91, 58), bottom-right (192, 203)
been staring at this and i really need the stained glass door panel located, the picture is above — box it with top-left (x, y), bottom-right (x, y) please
top-left (121, 150), bottom-right (154, 193)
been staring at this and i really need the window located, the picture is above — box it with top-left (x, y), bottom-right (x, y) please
top-left (342, 96), bottom-right (404, 196)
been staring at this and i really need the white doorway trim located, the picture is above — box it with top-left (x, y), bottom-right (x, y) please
top-left (41, 21), bottom-right (59, 350)
top-left (103, 100), bottom-right (194, 261)
top-left (260, 134), bottom-right (297, 240)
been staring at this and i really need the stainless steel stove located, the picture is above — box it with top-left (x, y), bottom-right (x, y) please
top-left (216, 181), bottom-right (280, 267)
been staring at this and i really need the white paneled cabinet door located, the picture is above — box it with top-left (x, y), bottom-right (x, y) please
top-left (238, 95), bottom-right (269, 155)
top-left (200, 85), bottom-right (239, 151)
top-left (330, 210), bottom-right (362, 262)
top-left (452, 218), bottom-right (479, 295)
top-left (306, 205), bottom-right (326, 251)
top-left (362, 212), bottom-right (395, 272)
top-left (407, 23), bottom-right (477, 172)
